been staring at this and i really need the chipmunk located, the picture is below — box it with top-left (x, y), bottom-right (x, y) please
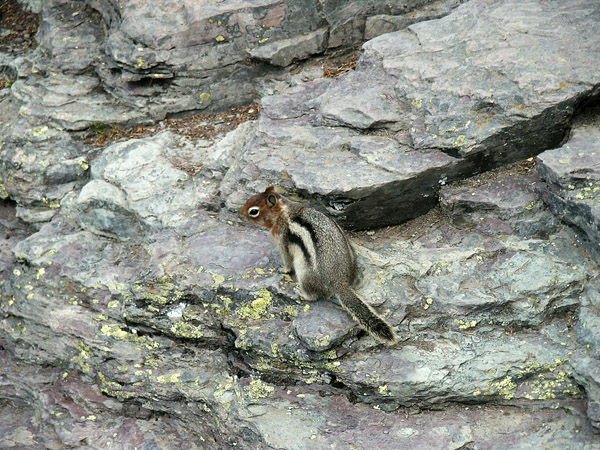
top-left (240, 186), bottom-right (397, 345)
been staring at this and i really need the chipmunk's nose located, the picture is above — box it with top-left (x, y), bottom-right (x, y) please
top-left (238, 208), bottom-right (249, 222)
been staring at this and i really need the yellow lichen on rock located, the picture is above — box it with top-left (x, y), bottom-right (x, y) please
top-left (238, 288), bottom-right (272, 320)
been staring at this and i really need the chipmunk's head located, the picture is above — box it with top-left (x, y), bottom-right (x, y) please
top-left (239, 186), bottom-right (285, 231)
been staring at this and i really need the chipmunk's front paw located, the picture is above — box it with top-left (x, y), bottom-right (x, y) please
top-left (295, 286), bottom-right (319, 302)
top-left (282, 266), bottom-right (295, 277)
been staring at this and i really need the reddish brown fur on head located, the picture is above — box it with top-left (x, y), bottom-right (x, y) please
top-left (239, 186), bottom-right (284, 232)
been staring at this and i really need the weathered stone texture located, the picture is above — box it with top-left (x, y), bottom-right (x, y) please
top-left (537, 124), bottom-right (600, 262)
top-left (2, 0), bottom-right (600, 448)
top-left (224, 0), bottom-right (600, 230)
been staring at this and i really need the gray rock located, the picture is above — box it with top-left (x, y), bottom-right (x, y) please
top-left (77, 179), bottom-right (146, 241)
top-left (293, 302), bottom-right (356, 351)
top-left (440, 169), bottom-right (561, 238)
top-left (364, 0), bottom-right (465, 40)
top-left (11, 74), bottom-right (146, 130)
top-left (571, 353), bottom-right (600, 431)
top-left (3, 0), bottom-right (600, 446)
top-left (313, 68), bottom-right (412, 131)
top-left (575, 285), bottom-right (600, 358)
top-left (6, 141), bottom-right (600, 443)
top-left (91, 0), bottom-right (450, 118)
top-left (80, 131), bottom-right (222, 233)
top-left (226, 0), bottom-right (600, 230)
top-left (4, 0), bottom-right (456, 127)
top-left (16, 0), bottom-right (42, 14)
top-left (37, 0), bottom-right (103, 74)
top-left (15, 205), bottom-right (58, 224)
top-left (440, 174), bottom-right (538, 224)
top-left (4, 153), bottom-right (600, 448)
top-left (250, 28), bottom-right (329, 67)
top-left (43, 156), bottom-right (89, 185)
top-left (0, 98), bottom-right (92, 225)
top-left (537, 125), bottom-right (600, 262)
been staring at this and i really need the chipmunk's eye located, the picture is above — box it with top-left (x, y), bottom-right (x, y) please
top-left (248, 206), bottom-right (260, 217)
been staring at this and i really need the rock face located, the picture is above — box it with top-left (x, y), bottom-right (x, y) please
top-left (2, 0), bottom-right (600, 449)
top-left (6, 0), bottom-right (463, 130)
top-left (537, 120), bottom-right (600, 262)
top-left (223, 0), bottom-right (600, 230)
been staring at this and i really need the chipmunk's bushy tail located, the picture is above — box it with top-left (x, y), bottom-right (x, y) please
top-left (336, 288), bottom-right (397, 345)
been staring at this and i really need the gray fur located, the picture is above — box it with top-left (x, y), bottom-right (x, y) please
top-left (276, 199), bottom-right (397, 345)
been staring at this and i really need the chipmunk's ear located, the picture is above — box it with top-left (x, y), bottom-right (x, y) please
top-left (267, 192), bottom-right (278, 208)
top-left (264, 186), bottom-right (278, 208)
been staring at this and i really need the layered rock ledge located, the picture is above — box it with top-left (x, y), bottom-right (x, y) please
top-left (223, 0), bottom-right (600, 230)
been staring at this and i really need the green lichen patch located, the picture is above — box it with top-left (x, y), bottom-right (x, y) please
top-left (134, 275), bottom-right (185, 306)
top-left (453, 134), bottom-right (468, 149)
top-left (522, 369), bottom-right (582, 400)
top-left (29, 125), bottom-right (49, 137)
top-left (482, 359), bottom-right (577, 401)
top-left (72, 342), bottom-right (92, 373)
top-left (101, 324), bottom-right (160, 350)
top-left (313, 334), bottom-right (330, 348)
top-left (211, 272), bottom-right (226, 288)
top-left (170, 320), bottom-right (204, 339)
top-left (456, 318), bottom-right (478, 330)
top-left (488, 375), bottom-right (518, 400)
top-left (213, 295), bottom-right (233, 316)
top-left (518, 359), bottom-right (582, 400)
top-left (97, 371), bottom-right (135, 400)
top-left (238, 288), bottom-right (273, 321)
top-left (411, 98), bottom-right (423, 109)
top-left (284, 305), bottom-right (299, 317)
top-left (246, 379), bottom-right (275, 399)
top-left (156, 372), bottom-right (182, 384)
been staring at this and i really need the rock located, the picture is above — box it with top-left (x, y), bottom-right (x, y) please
top-left (37, 0), bottom-right (103, 73)
top-left (6, 143), bottom-right (600, 444)
top-left (44, 156), bottom-right (89, 185)
top-left (364, 0), bottom-right (465, 40)
top-left (77, 179), bottom-right (146, 241)
top-left (17, 0), bottom-right (42, 14)
top-left (11, 74), bottom-right (146, 130)
top-left (3, 0), bottom-right (600, 446)
top-left (293, 302), bottom-right (356, 351)
top-left (575, 285), bottom-right (600, 358)
top-left (571, 353), bottom-right (600, 431)
top-left (78, 131), bottom-right (222, 233)
top-left (439, 167), bottom-right (561, 238)
top-left (572, 284), bottom-right (600, 428)
top-left (4, 163), bottom-right (600, 445)
top-left (313, 68), bottom-right (412, 131)
top-left (0, 102), bottom-right (92, 225)
top-left (440, 172), bottom-right (538, 230)
top-left (537, 124), bottom-right (600, 262)
top-left (250, 28), bottom-right (329, 67)
top-left (9, 0), bottom-right (447, 122)
top-left (225, 0), bottom-right (600, 230)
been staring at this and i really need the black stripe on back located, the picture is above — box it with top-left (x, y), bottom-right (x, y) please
top-left (286, 229), bottom-right (311, 264)
top-left (294, 216), bottom-right (319, 245)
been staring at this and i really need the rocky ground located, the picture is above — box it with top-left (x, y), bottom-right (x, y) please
top-left (1, 0), bottom-right (600, 449)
